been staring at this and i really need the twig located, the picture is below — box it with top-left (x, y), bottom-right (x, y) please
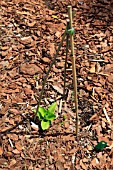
top-left (103, 107), bottom-right (111, 127)
top-left (63, 20), bottom-right (70, 98)
top-left (8, 138), bottom-right (14, 148)
top-left (88, 59), bottom-right (105, 62)
top-left (68, 6), bottom-right (78, 135)
top-left (59, 99), bottom-right (63, 113)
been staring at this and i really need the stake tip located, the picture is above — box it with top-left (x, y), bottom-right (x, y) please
top-left (67, 5), bottom-right (72, 8)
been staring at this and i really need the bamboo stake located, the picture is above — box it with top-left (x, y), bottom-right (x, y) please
top-left (34, 8), bottom-right (77, 122)
top-left (68, 6), bottom-right (78, 135)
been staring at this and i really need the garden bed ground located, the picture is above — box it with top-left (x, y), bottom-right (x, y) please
top-left (0, 0), bottom-right (113, 169)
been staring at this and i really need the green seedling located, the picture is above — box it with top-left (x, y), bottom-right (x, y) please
top-left (59, 122), bottom-right (64, 126)
top-left (34, 102), bottom-right (56, 130)
top-left (59, 115), bottom-right (67, 126)
top-left (94, 141), bottom-right (107, 151)
top-left (34, 75), bottom-right (38, 81)
top-left (63, 115), bottom-right (67, 120)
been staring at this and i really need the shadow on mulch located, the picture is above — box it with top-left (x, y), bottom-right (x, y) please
top-left (44, 0), bottom-right (113, 27)
top-left (77, 0), bottom-right (113, 27)
top-left (78, 98), bottom-right (95, 126)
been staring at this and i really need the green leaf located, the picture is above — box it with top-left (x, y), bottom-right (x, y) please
top-left (38, 106), bottom-right (47, 118)
top-left (45, 111), bottom-right (56, 121)
top-left (37, 111), bottom-right (44, 120)
top-left (94, 141), bottom-right (107, 151)
top-left (41, 120), bottom-right (50, 130)
top-left (60, 122), bottom-right (64, 126)
top-left (63, 115), bottom-right (67, 120)
top-left (34, 109), bottom-right (37, 114)
top-left (67, 28), bottom-right (74, 35)
top-left (48, 102), bottom-right (56, 114)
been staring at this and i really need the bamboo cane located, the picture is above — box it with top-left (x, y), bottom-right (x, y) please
top-left (68, 6), bottom-right (79, 135)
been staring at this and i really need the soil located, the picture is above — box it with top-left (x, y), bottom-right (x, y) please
top-left (0, 0), bottom-right (113, 169)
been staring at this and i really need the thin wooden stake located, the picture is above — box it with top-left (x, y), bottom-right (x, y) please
top-left (68, 6), bottom-right (78, 135)
top-left (63, 20), bottom-right (70, 98)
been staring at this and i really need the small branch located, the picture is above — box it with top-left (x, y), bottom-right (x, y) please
top-left (68, 6), bottom-right (78, 136)
top-left (63, 20), bottom-right (70, 98)
top-left (88, 59), bottom-right (106, 62)
top-left (103, 107), bottom-right (111, 127)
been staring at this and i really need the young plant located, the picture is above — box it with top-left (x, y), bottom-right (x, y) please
top-left (94, 141), bottom-right (107, 151)
top-left (34, 102), bottom-right (56, 130)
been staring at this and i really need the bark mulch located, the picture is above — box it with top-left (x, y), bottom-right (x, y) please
top-left (0, 0), bottom-right (113, 169)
